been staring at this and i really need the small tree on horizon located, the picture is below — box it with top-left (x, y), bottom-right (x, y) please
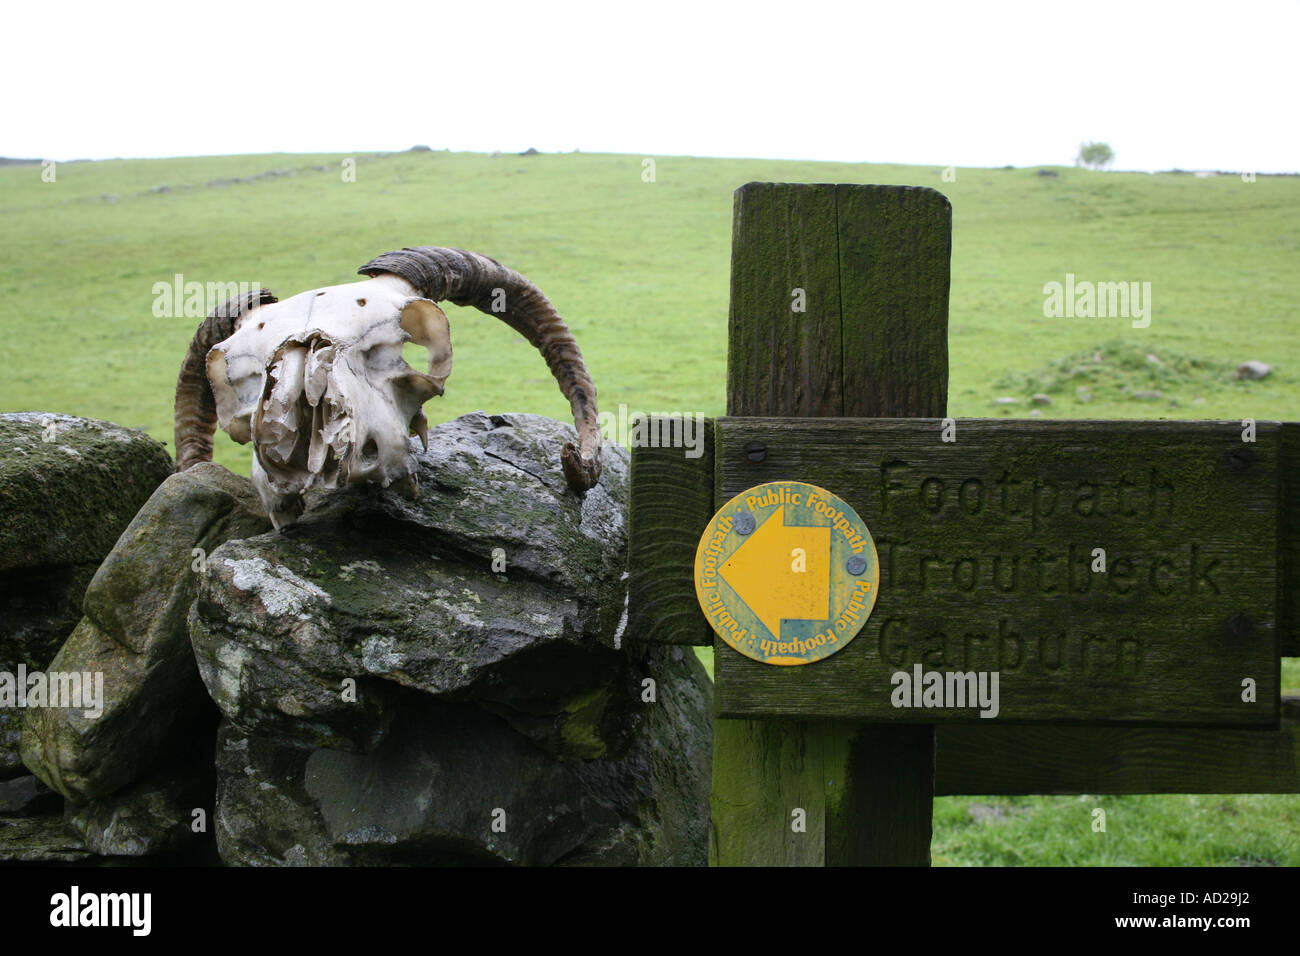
top-left (1077, 142), bottom-right (1115, 170)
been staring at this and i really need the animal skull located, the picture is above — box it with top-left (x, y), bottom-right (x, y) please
top-left (174, 247), bottom-right (601, 529)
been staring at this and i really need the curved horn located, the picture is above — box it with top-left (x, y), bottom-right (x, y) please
top-left (174, 288), bottom-right (278, 472)
top-left (357, 247), bottom-right (601, 493)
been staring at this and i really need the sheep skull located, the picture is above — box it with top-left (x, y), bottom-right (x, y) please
top-left (205, 274), bottom-right (450, 527)
top-left (174, 247), bottom-right (602, 529)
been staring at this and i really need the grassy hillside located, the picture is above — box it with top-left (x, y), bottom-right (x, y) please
top-left (1, 149), bottom-right (1296, 865)
top-left (2, 151), bottom-right (1296, 466)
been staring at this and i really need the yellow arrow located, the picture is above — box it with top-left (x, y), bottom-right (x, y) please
top-left (720, 505), bottom-right (830, 639)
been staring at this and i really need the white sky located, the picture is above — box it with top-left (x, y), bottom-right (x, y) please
top-left (4, 0), bottom-right (1296, 172)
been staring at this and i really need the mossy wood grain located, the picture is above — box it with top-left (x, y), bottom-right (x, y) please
top-left (710, 718), bottom-right (935, 864)
top-left (836, 186), bottom-right (951, 418)
top-left (936, 697), bottom-right (1300, 794)
top-left (627, 416), bottom-right (715, 645)
top-left (727, 183), bottom-right (843, 418)
top-left (1282, 423), bottom-right (1299, 656)
top-left (712, 183), bottom-right (948, 867)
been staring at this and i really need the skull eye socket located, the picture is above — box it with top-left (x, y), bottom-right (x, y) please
top-left (400, 300), bottom-right (452, 391)
top-left (360, 341), bottom-right (400, 368)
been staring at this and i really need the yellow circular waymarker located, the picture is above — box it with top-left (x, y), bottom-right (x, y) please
top-left (694, 481), bottom-right (880, 666)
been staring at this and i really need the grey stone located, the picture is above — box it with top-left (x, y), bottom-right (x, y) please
top-left (1031, 393), bottom-right (1052, 405)
top-left (359, 413), bottom-right (627, 627)
top-left (80, 462), bottom-right (273, 657)
top-left (0, 414), bottom-right (173, 774)
top-left (0, 413), bottom-right (172, 575)
top-left (65, 741), bottom-right (214, 857)
top-left (0, 563), bottom-right (97, 673)
top-left (968, 802), bottom-right (1007, 822)
top-left (0, 814), bottom-right (92, 863)
top-left (21, 463), bottom-right (271, 800)
top-left (190, 413), bottom-right (630, 752)
top-left (8, 410), bottom-right (713, 866)
top-left (0, 711), bottom-right (22, 780)
top-left (1236, 360), bottom-right (1271, 381)
top-left (215, 644), bottom-right (711, 866)
top-left (0, 774), bottom-right (60, 816)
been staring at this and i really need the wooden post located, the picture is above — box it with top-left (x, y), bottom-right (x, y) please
top-left (627, 185), bottom-right (1300, 863)
top-left (711, 418), bottom-right (1283, 725)
top-left (935, 696), bottom-right (1300, 795)
top-left (710, 182), bottom-right (951, 866)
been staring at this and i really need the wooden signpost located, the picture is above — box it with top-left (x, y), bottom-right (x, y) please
top-left (714, 418), bottom-right (1285, 726)
top-left (628, 182), bottom-right (1300, 866)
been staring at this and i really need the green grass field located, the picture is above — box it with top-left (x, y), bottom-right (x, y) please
top-left (1, 149), bottom-right (1296, 865)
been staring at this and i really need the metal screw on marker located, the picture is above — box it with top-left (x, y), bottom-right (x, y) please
top-left (745, 441), bottom-right (766, 463)
top-left (732, 512), bottom-right (755, 535)
top-left (846, 555), bottom-right (867, 575)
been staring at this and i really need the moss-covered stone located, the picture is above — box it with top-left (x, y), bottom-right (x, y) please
top-left (215, 644), bottom-right (711, 866)
top-left (81, 461), bottom-right (273, 654)
top-left (0, 413), bottom-right (173, 574)
top-left (312, 412), bottom-right (630, 645)
top-left (0, 774), bottom-right (59, 816)
top-left (11, 411), bottom-right (712, 865)
top-left (0, 414), bottom-right (175, 774)
top-left (190, 414), bottom-right (632, 752)
top-left (191, 520), bottom-right (624, 751)
top-left (20, 617), bottom-right (201, 800)
top-left (199, 413), bottom-right (711, 865)
top-left (0, 711), bottom-right (22, 780)
top-left (21, 463), bottom-right (271, 801)
top-left (64, 730), bottom-right (215, 857)
top-left (0, 813), bottom-right (92, 863)
top-left (0, 563), bottom-right (98, 672)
